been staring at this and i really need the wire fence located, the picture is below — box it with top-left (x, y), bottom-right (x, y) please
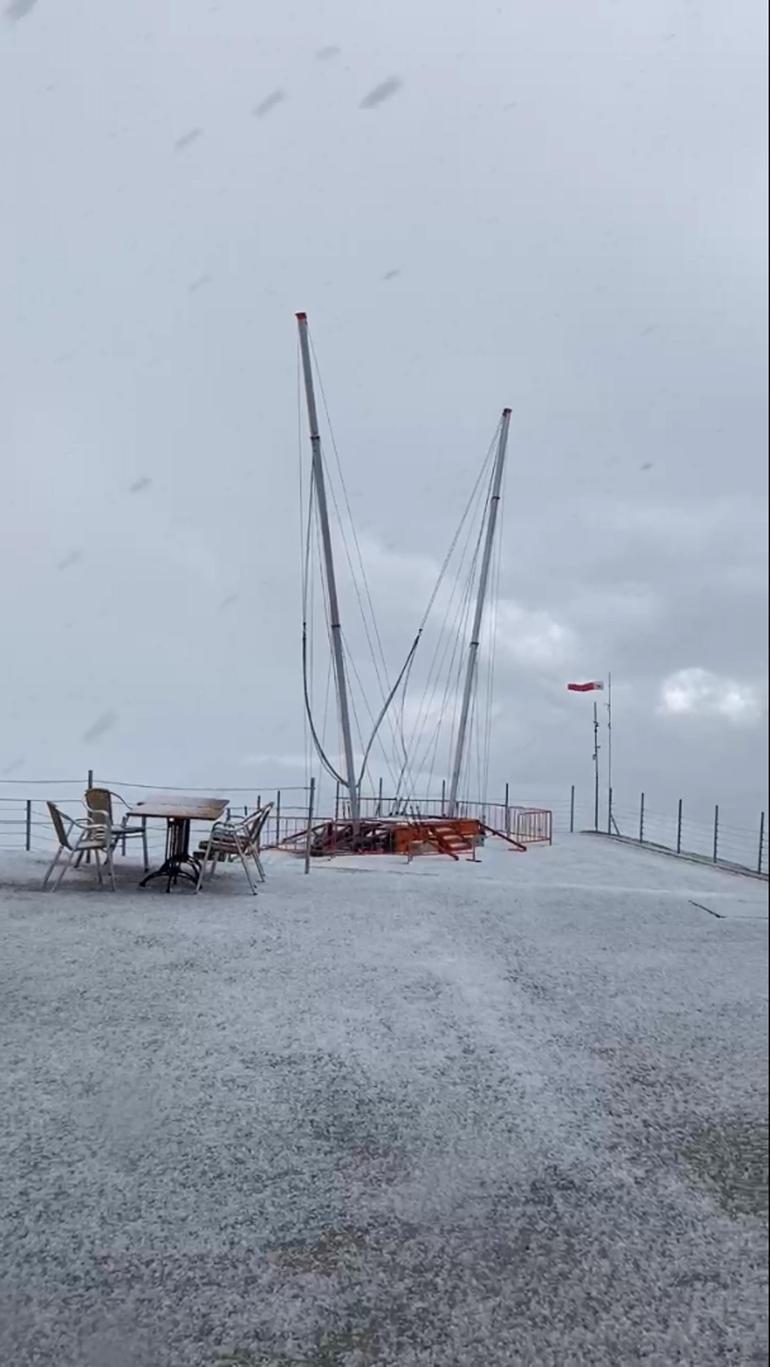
top-left (0, 774), bottom-right (765, 879)
top-left (602, 789), bottom-right (767, 879)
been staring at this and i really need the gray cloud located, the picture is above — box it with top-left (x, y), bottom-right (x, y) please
top-left (0, 0), bottom-right (765, 828)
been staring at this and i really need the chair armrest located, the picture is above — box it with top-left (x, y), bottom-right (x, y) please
top-left (72, 815), bottom-right (112, 833)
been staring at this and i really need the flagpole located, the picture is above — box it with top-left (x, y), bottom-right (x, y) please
top-left (593, 700), bottom-right (600, 832)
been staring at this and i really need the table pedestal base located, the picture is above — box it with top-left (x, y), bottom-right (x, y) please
top-left (139, 819), bottom-right (199, 893)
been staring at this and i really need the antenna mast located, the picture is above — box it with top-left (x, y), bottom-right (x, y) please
top-left (296, 312), bottom-right (360, 824)
top-left (447, 407), bottom-right (512, 817)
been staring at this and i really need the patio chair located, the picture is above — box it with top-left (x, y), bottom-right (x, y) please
top-left (43, 802), bottom-right (116, 892)
top-left (194, 803), bottom-right (273, 895)
top-left (85, 787), bottom-right (149, 872)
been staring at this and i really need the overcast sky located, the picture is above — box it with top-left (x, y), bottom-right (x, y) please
top-left (1, 0), bottom-right (767, 827)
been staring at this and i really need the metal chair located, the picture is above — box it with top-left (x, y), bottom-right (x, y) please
top-left (85, 787), bottom-right (149, 872)
top-left (43, 802), bottom-right (116, 892)
top-left (194, 803), bottom-right (273, 894)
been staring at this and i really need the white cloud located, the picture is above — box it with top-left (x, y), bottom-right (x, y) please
top-left (658, 668), bottom-right (767, 726)
top-left (494, 598), bottom-right (576, 669)
top-left (352, 533), bottom-right (577, 671)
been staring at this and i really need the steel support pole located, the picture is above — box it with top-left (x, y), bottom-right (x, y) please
top-left (593, 703), bottom-right (600, 832)
top-left (296, 313), bottom-right (359, 823)
top-left (304, 777), bottom-right (315, 875)
top-left (447, 408), bottom-right (511, 817)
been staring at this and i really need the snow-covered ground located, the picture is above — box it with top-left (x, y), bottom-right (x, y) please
top-left (0, 836), bottom-right (767, 1366)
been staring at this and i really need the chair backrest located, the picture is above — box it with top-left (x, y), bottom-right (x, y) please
top-left (47, 801), bottom-right (71, 849)
top-left (83, 811), bottom-right (112, 849)
top-left (85, 788), bottom-right (113, 821)
top-left (244, 803), bottom-right (273, 845)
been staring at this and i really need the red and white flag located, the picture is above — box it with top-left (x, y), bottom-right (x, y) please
top-left (567, 680), bottom-right (604, 692)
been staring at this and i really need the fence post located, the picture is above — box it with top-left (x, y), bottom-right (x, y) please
top-left (441, 778), bottom-right (446, 816)
top-left (377, 776), bottom-right (383, 817)
top-left (569, 784), bottom-right (575, 834)
top-left (758, 812), bottom-right (766, 875)
top-left (504, 782), bottom-right (510, 834)
top-left (304, 777), bottom-right (315, 875)
top-left (275, 789), bottom-right (281, 847)
top-left (713, 805), bottom-right (719, 863)
top-left (639, 792), bottom-right (645, 844)
top-left (676, 798), bottom-right (683, 854)
top-left (607, 787), bottom-right (613, 836)
top-left (334, 781), bottom-right (340, 822)
top-left (85, 769), bottom-right (94, 863)
top-left (25, 799), bottom-right (32, 851)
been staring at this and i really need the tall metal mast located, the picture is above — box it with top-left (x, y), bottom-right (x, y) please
top-left (447, 407), bottom-right (512, 817)
top-left (296, 312), bottom-right (360, 823)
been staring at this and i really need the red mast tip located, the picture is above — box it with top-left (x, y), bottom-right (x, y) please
top-left (295, 311), bottom-right (307, 321)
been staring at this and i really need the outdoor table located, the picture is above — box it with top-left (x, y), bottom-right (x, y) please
top-left (128, 795), bottom-right (228, 892)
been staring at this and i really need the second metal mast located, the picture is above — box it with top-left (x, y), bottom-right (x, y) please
top-left (296, 312), bottom-right (360, 823)
top-left (446, 407), bottom-right (512, 817)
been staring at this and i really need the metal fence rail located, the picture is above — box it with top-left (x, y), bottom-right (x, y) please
top-left (605, 788), bottom-right (767, 878)
top-left (0, 775), bottom-right (765, 879)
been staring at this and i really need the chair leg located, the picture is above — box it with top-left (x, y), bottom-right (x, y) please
top-left (54, 847), bottom-right (78, 891)
top-left (254, 852), bottom-right (266, 883)
top-left (142, 822), bottom-right (149, 874)
top-left (43, 844), bottom-right (66, 889)
top-left (233, 834), bottom-right (257, 895)
top-left (94, 850), bottom-right (103, 887)
top-left (195, 831), bottom-right (215, 892)
top-left (106, 848), bottom-right (117, 892)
